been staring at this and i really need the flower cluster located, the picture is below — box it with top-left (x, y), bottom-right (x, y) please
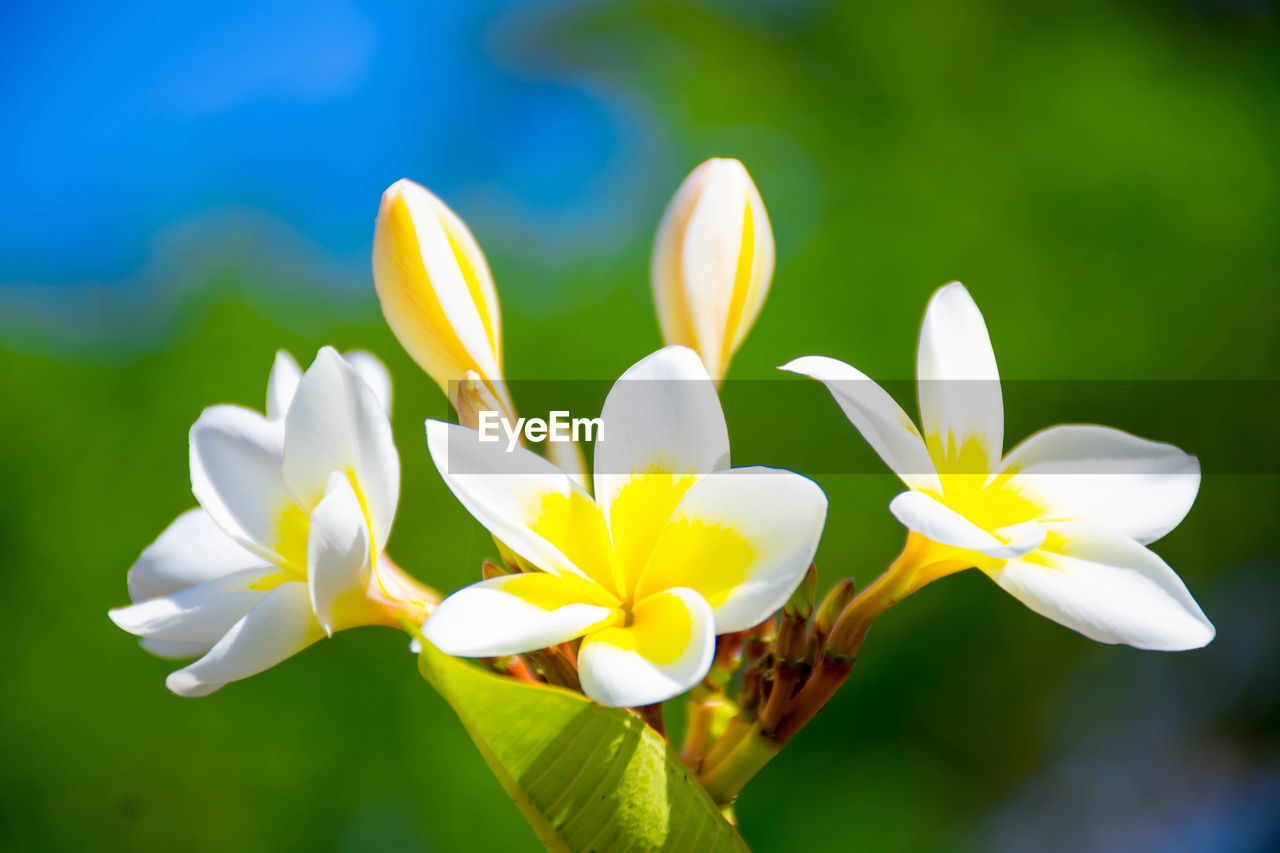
top-left (110, 158), bottom-right (1213, 808)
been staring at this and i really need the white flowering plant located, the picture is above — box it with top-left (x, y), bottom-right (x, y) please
top-left (110, 160), bottom-right (1212, 851)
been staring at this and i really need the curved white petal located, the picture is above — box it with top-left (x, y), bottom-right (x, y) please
top-left (578, 587), bottom-right (715, 707)
top-left (283, 347), bottom-right (399, 549)
top-left (266, 350), bottom-right (302, 420)
top-left (916, 282), bottom-right (1003, 472)
top-left (165, 582), bottom-right (325, 697)
top-left (422, 573), bottom-right (615, 658)
top-left (127, 508), bottom-right (269, 601)
top-left (780, 356), bottom-right (940, 493)
top-left (888, 490), bottom-right (1046, 560)
top-left (343, 349), bottom-right (393, 416)
top-left (140, 638), bottom-right (214, 660)
top-left (110, 566), bottom-right (277, 642)
top-left (671, 160), bottom-right (750, 377)
top-left (989, 523), bottom-right (1214, 650)
top-left (635, 467), bottom-right (828, 633)
top-left (593, 346), bottom-right (730, 522)
top-left (426, 419), bottom-right (600, 582)
top-left (997, 424), bottom-right (1200, 544)
top-left (189, 404), bottom-right (290, 559)
top-left (545, 437), bottom-right (590, 493)
top-left (307, 471), bottom-right (373, 636)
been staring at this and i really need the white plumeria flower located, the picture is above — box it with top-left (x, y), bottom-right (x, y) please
top-left (783, 282), bottom-right (1214, 651)
top-left (652, 158), bottom-right (775, 382)
top-left (421, 346), bottom-right (827, 707)
top-left (110, 347), bottom-right (433, 696)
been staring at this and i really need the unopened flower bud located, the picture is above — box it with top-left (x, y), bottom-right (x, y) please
top-left (373, 178), bottom-right (504, 396)
top-left (651, 158), bottom-right (775, 381)
top-left (814, 578), bottom-right (857, 639)
top-left (481, 560), bottom-right (511, 580)
top-left (783, 564), bottom-right (818, 622)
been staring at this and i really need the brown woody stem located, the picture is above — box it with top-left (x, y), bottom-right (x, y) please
top-left (481, 655), bottom-right (541, 684)
top-left (526, 647), bottom-right (581, 691)
top-left (633, 702), bottom-right (666, 737)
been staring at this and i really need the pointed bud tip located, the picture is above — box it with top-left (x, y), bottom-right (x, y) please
top-left (481, 560), bottom-right (511, 580)
top-left (784, 565), bottom-right (818, 621)
top-left (377, 178), bottom-right (442, 225)
top-left (694, 156), bottom-right (749, 179)
top-left (380, 177), bottom-right (417, 205)
top-left (814, 578), bottom-right (858, 636)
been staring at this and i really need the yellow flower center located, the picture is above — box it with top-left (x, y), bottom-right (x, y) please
top-left (919, 439), bottom-right (1047, 542)
top-left (252, 469), bottom-right (378, 592)
top-left (528, 472), bottom-right (755, 614)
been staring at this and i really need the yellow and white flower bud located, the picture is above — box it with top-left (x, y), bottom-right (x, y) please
top-left (373, 178), bottom-right (504, 396)
top-left (652, 158), bottom-right (775, 382)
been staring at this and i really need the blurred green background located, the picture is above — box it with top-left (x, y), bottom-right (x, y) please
top-left (2, 0), bottom-right (1278, 850)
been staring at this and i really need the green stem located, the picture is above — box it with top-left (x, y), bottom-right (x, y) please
top-left (700, 726), bottom-right (782, 805)
top-left (697, 540), bottom-right (933, 804)
top-left (698, 534), bottom-right (981, 804)
top-left (699, 654), bottom-right (854, 804)
top-left (701, 716), bottom-right (751, 776)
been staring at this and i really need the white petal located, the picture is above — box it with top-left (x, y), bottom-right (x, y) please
top-left (651, 161), bottom-right (728, 370)
top-left (676, 161), bottom-right (750, 375)
top-left (635, 467), bottom-right (828, 632)
top-left (343, 349), bottom-right (393, 416)
top-left (997, 424), bottom-right (1200, 544)
top-left (426, 419), bottom-right (596, 581)
top-left (165, 582), bottom-right (325, 697)
top-left (140, 638), bottom-right (214, 660)
top-left (916, 282), bottom-right (1003, 471)
top-left (578, 587), bottom-right (715, 707)
top-left (266, 350), bottom-right (302, 420)
top-left (779, 355), bottom-right (941, 493)
top-left (283, 347), bottom-right (399, 549)
top-left (127, 508), bottom-right (268, 601)
top-left (989, 523), bottom-right (1215, 650)
top-left (110, 566), bottom-right (277, 642)
top-left (189, 404), bottom-right (290, 559)
top-left (592, 346), bottom-right (730, 521)
top-left (422, 573), bottom-right (615, 658)
top-left (544, 437), bottom-right (590, 493)
top-left (307, 471), bottom-right (373, 636)
top-left (888, 490), bottom-right (1046, 560)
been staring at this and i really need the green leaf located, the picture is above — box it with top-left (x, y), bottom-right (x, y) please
top-left (416, 640), bottom-right (750, 852)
